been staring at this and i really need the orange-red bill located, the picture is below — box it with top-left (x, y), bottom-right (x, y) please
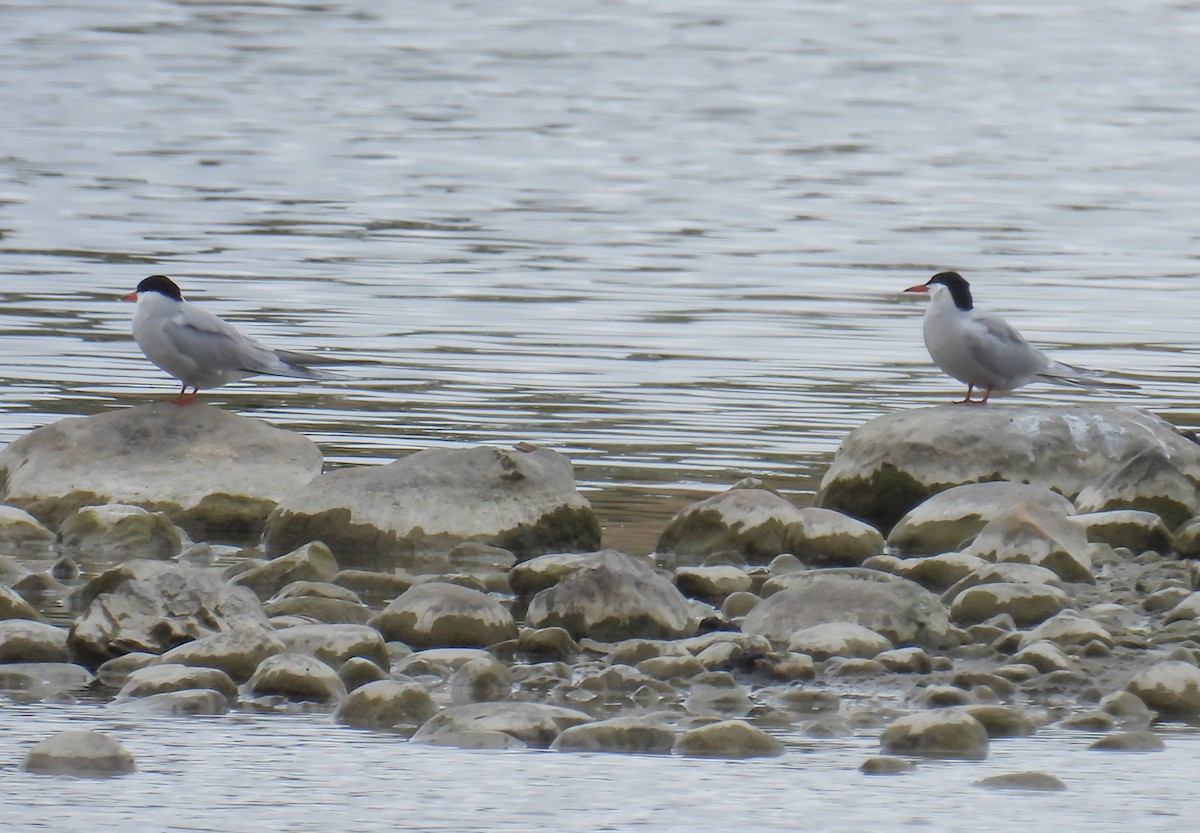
top-left (903, 284), bottom-right (929, 293)
top-left (121, 291), bottom-right (138, 301)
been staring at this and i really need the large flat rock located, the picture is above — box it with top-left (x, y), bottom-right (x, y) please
top-left (816, 405), bottom-right (1200, 532)
top-left (262, 445), bottom-right (600, 568)
top-left (0, 404), bottom-right (322, 539)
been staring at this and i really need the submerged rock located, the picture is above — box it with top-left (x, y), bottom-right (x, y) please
top-left (0, 505), bottom-right (55, 548)
top-left (115, 663), bottom-right (238, 703)
top-left (0, 620), bottom-right (70, 663)
top-left (245, 653), bottom-right (346, 703)
top-left (552, 716), bottom-right (676, 753)
top-left (976, 772), bottom-right (1066, 791)
top-left (230, 541), bottom-right (339, 600)
top-left (333, 679), bottom-right (437, 729)
top-left (672, 719), bottom-right (785, 758)
top-left (262, 445), bottom-right (600, 568)
top-left (525, 550), bottom-right (696, 641)
top-left (0, 403), bottom-right (322, 538)
top-left (816, 406), bottom-right (1200, 532)
top-left (22, 730), bottom-right (136, 777)
top-left (879, 709), bottom-right (989, 760)
top-left (410, 701), bottom-right (591, 748)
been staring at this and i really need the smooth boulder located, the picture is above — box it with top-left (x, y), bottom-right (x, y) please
top-left (410, 701), bottom-right (591, 748)
top-left (59, 504), bottom-right (183, 561)
top-left (880, 709), bottom-right (990, 760)
top-left (22, 730), bottom-right (136, 777)
top-left (333, 679), bottom-right (437, 729)
top-left (525, 550), bottom-right (697, 641)
top-left (263, 445), bottom-right (600, 568)
top-left (816, 406), bottom-right (1200, 531)
top-left (745, 569), bottom-right (956, 649)
top-left (0, 404), bottom-right (322, 537)
top-left (371, 582), bottom-right (517, 649)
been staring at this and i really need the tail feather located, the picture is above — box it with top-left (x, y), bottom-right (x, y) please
top-left (1038, 361), bottom-right (1138, 391)
top-left (244, 349), bottom-right (348, 381)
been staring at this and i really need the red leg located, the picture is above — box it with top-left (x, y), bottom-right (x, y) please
top-left (172, 386), bottom-right (200, 405)
top-left (954, 385), bottom-right (975, 404)
top-left (977, 386), bottom-right (993, 405)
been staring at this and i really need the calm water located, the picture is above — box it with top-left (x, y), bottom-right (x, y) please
top-left (2, 0), bottom-right (1200, 827)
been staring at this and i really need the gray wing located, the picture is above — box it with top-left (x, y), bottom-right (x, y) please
top-left (161, 307), bottom-right (318, 379)
top-left (961, 311), bottom-right (1049, 382)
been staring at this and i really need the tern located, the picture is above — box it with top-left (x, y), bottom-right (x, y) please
top-left (903, 271), bottom-right (1130, 404)
top-left (122, 275), bottom-right (338, 404)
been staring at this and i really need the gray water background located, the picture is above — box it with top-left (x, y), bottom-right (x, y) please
top-left (2, 0), bottom-right (1200, 829)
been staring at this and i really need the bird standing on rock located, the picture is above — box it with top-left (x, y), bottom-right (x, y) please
top-left (122, 275), bottom-right (339, 404)
top-left (903, 271), bottom-right (1131, 405)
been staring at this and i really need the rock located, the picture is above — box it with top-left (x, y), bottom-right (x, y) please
top-left (1125, 661), bottom-right (1200, 715)
top-left (721, 590), bottom-right (762, 619)
top-left (338, 656), bottom-right (388, 692)
top-left (941, 562), bottom-right (1064, 603)
top-left (1088, 731), bottom-right (1165, 751)
top-left (22, 730), bottom-right (135, 777)
top-left (59, 504), bottom-right (183, 561)
top-left (1012, 641), bottom-right (1076, 674)
top-left (231, 541), bottom-right (339, 600)
top-left (877, 647), bottom-right (933, 674)
top-left (333, 679), bottom-right (437, 729)
top-left (1165, 593), bottom-right (1200, 624)
top-left (526, 550), bottom-right (696, 641)
top-left (552, 716), bottom-right (676, 753)
top-left (245, 653), bottom-right (346, 703)
top-left (1071, 510), bottom-right (1173, 554)
top-left (115, 663), bottom-right (238, 703)
top-left (264, 596), bottom-right (371, 625)
top-left (786, 623), bottom-right (892, 660)
top-left (674, 565), bottom-right (753, 603)
top-left (948, 583), bottom-right (1069, 627)
top-left (410, 701), bottom-right (591, 748)
top-left (888, 483), bottom-right (1076, 556)
top-left (331, 570), bottom-right (415, 605)
top-left (1098, 691), bottom-right (1157, 727)
top-left (816, 406), bottom-right (1200, 532)
top-left (114, 688), bottom-right (231, 716)
top-left (95, 653), bottom-right (158, 689)
top-left (789, 507), bottom-right (884, 567)
top-left (0, 505), bottom-right (55, 548)
top-left (66, 561), bottom-right (269, 667)
top-left (879, 709), bottom-right (989, 760)
top-left (0, 620), bottom-right (70, 663)
top-left (157, 628), bottom-right (286, 682)
top-left (745, 569), bottom-right (955, 649)
top-left (449, 657), bottom-right (513, 705)
top-left (860, 756), bottom-right (915, 774)
top-left (509, 552), bottom-right (597, 598)
top-left (892, 552), bottom-right (987, 593)
top-left (655, 487), bottom-right (805, 562)
top-left (1174, 518), bottom-right (1200, 557)
top-left (371, 582), bottom-right (516, 649)
top-left (516, 626), bottom-right (578, 662)
top-left (967, 501), bottom-right (1093, 583)
top-left (276, 623), bottom-right (389, 670)
top-left (672, 719), bottom-right (784, 758)
top-left (684, 682), bottom-right (753, 717)
top-left (963, 705), bottom-right (1037, 737)
top-left (262, 446), bottom-right (600, 567)
top-left (1075, 449), bottom-right (1200, 529)
top-left (1018, 613), bottom-right (1113, 650)
top-left (0, 662), bottom-right (93, 699)
top-left (637, 654), bottom-right (706, 680)
top-left (976, 772), bottom-right (1066, 791)
top-left (0, 585), bottom-right (44, 622)
top-left (0, 404), bottom-right (322, 538)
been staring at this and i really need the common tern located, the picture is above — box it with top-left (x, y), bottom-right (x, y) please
top-left (903, 271), bottom-right (1130, 404)
top-left (122, 275), bottom-right (338, 404)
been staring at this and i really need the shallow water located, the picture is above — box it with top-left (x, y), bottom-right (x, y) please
top-left (1, 704), bottom-right (1198, 833)
top-left (2, 0), bottom-right (1200, 826)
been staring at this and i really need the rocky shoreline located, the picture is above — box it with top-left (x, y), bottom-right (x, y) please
top-left (3, 402), bottom-right (1199, 779)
